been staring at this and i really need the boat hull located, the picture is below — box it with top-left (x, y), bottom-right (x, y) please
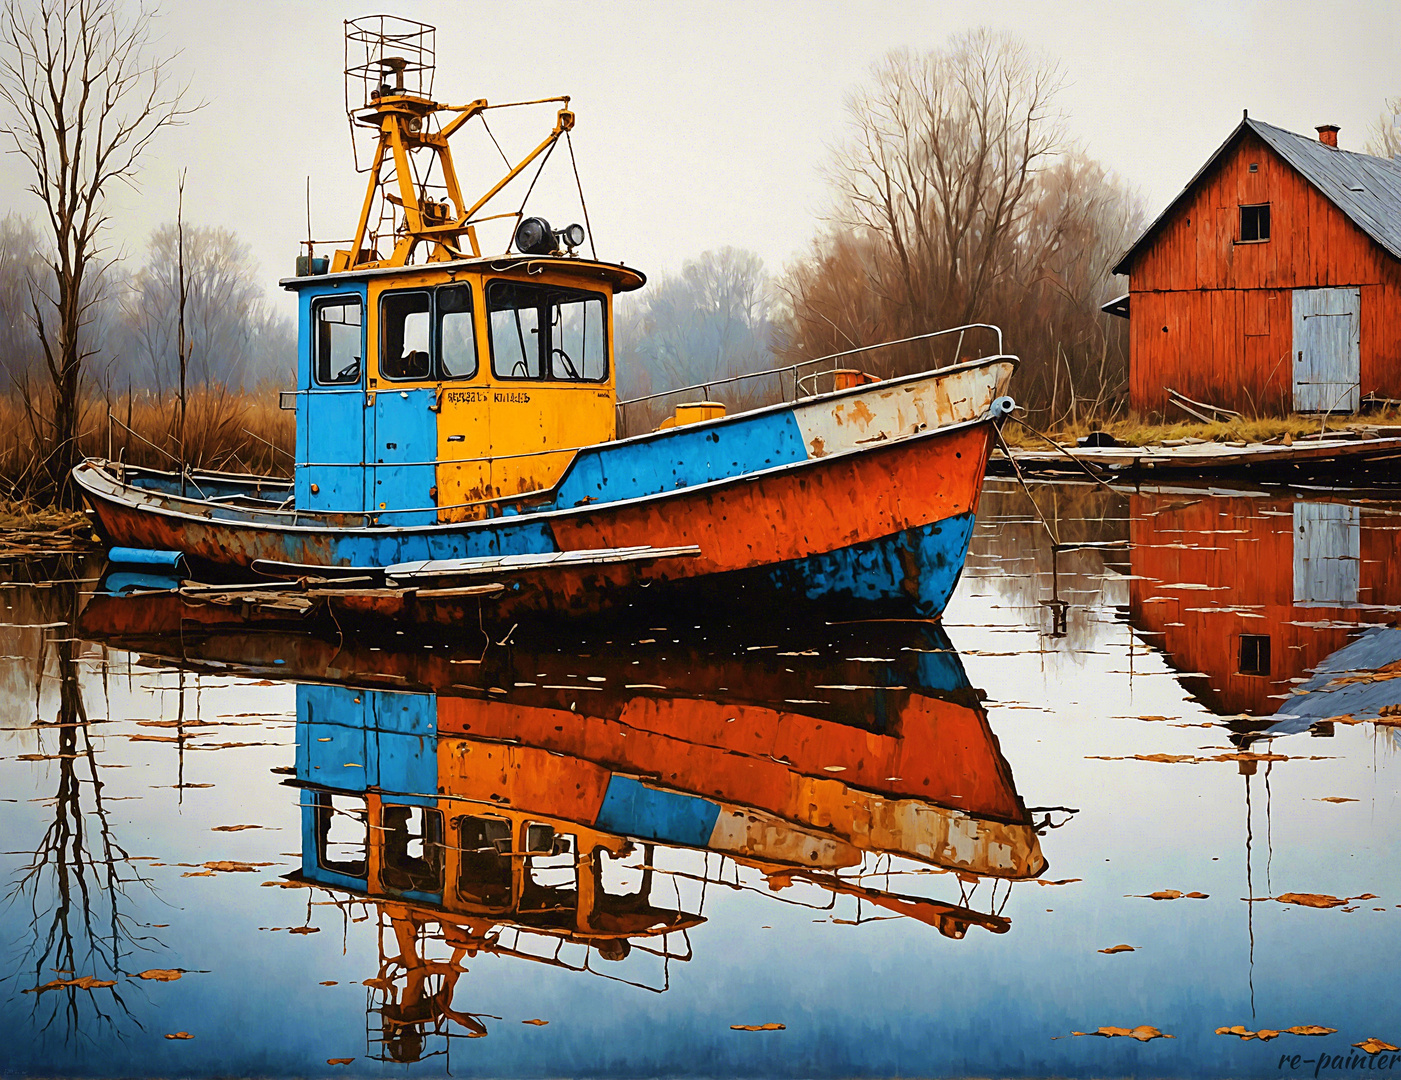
top-left (80, 415), bottom-right (994, 620)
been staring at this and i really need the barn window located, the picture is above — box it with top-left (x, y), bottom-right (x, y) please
top-left (1248, 162), bottom-right (1259, 173)
top-left (1238, 634), bottom-right (1271, 676)
top-left (1239, 204), bottom-right (1271, 242)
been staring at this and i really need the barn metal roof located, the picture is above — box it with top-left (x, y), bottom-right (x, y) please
top-left (1112, 115), bottom-right (1401, 276)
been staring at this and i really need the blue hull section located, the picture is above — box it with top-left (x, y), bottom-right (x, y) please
top-left (641, 512), bottom-right (978, 621)
top-left (768, 511), bottom-right (977, 617)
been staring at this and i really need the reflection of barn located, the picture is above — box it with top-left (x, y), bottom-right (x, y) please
top-left (1109, 116), bottom-right (1401, 417)
top-left (1127, 491), bottom-right (1401, 717)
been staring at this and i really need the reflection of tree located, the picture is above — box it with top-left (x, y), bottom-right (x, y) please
top-left (4, 583), bottom-right (155, 1044)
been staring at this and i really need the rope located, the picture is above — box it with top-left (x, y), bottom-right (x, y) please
top-left (1007, 415), bottom-right (1120, 494)
top-left (993, 422), bottom-right (1058, 547)
top-left (565, 130), bottom-right (598, 262)
top-left (513, 133), bottom-right (559, 223)
top-left (478, 113), bottom-right (512, 169)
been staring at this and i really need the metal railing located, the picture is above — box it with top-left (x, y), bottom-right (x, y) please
top-left (615, 324), bottom-right (1005, 418)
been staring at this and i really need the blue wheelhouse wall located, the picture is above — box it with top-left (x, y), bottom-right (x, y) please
top-left (294, 280), bottom-right (369, 515)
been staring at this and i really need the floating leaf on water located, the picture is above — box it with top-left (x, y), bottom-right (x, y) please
top-left (23, 975), bottom-right (117, 994)
top-left (1287, 1026), bottom-right (1337, 1036)
top-left (180, 870), bottom-right (215, 878)
top-left (327, 1059), bottom-right (354, 1066)
top-left (289, 926), bottom-right (319, 935)
top-left (522, 1019), bottom-right (549, 1026)
top-left (134, 969), bottom-right (184, 981)
top-left (1274, 893), bottom-right (1347, 908)
top-left (164, 1032), bottom-right (193, 1040)
top-left (362, 977), bottom-right (393, 990)
top-left (1035, 878), bottom-right (1083, 887)
top-left (1099, 945), bottom-right (1135, 954)
top-left (1317, 797), bottom-right (1359, 804)
top-left (1215, 1025), bottom-right (1281, 1040)
top-left (731, 1023), bottom-right (785, 1031)
top-left (1355, 1039), bottom-right (1400, 1055)
top-left (211, 825), bottom-right (266, 832)
top-left (1131, 890), bottom-right (1206, 900)
top-left (822, 766), bottom-right (846, 772)
top-left (202, 861), bottom-right (272, 873)
top-left (1071, 1026), bottom-right (1173, 1042)
top-left (320, 981), bottom-right (337, 986)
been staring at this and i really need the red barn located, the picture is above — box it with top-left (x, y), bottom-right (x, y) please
top-left (1110, 114), bottom-right (1401, 417)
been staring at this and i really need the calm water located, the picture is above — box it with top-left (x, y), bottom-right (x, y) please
top-left (1, 479), bottom-right (1399, 1079)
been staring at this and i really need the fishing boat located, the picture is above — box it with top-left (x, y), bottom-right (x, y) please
top-left (74, 17), bottom-right (1016, 622)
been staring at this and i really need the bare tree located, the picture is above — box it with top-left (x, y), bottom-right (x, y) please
top-left (0, 0), bottom-right (193, 502)
top-left (1364, 96), bottom-right (1401, 159)
top-left (828, 30), bottom-right (1066, 348)
top-left (781, 28), bottom-right (1144, 423)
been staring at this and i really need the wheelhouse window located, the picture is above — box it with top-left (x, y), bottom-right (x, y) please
top-left (380, 291), bottom-right (431, 381)
top-left (437, 283), bottom-right (477, 379)
top-left (487, 280), bottom-right (606, 381)
top-left (379, 284), bottom-right (478, 381)
top-left (312, 297), bottom-right (363, 385)
top-left (1240, 204), bottom-right (1271, 243)
top-left (457, 814), bottom-right (513, 909)
top-left (380, 804), bottom-right (445, 895)
top-left (313, 792), bottom-right (368, 879)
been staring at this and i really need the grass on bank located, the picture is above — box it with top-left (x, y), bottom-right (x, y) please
top-left (999, 413), bottom-right (1368, 449)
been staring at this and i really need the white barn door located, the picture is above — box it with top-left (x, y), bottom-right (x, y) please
top-left (1292, 287), bottom-right (1360, 412)
top-left (1292, 501), bottom-right (1359, 607)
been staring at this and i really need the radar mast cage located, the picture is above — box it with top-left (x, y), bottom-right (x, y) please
top-left (331, 15), bottom-right (583, 274)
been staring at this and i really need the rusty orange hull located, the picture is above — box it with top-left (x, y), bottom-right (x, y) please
top-left (79, 415), bottom-right (996, 621)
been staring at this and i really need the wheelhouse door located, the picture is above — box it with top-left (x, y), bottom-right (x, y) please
top-left (301, 293), bottom-right (368, 514)
top-left (373, 289), bottom-right (441, 525)
top-left (1292, 287), bottom-right (1360, 412)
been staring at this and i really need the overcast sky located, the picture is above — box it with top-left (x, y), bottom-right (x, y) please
top-left (2, 0), bottom-right (1398, 318)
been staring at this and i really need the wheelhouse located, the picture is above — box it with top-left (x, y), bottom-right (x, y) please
top-left (286, 257), bottom-right (644, 525)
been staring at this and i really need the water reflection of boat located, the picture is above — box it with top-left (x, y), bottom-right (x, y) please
top-left (1127, 489), bottom-right (1401, 718)
top-left (76, 610), bottom-right (1048, 1055)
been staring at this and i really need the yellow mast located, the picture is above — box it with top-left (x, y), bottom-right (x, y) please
top-left (332, 18), bottom-right (575, 273)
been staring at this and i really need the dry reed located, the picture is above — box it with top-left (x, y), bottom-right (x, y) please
top-left (0, 385), bottom-right (292, 503)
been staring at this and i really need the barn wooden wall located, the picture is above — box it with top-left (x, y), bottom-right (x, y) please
top-left (1127, 130), bottom-right (1401, 416)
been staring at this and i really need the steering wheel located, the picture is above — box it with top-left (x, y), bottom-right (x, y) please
top-left (335, 359), bottom-right (360, 382)
top-left (551, 347), bottom-right (580, 380)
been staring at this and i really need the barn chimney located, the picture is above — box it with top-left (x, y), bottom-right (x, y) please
top-left (1316, 124), bottom-right (1340, 148)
